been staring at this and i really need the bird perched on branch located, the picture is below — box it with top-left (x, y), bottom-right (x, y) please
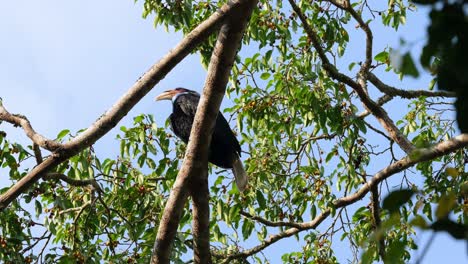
top-left (155, 87), bottom-right (248, 192)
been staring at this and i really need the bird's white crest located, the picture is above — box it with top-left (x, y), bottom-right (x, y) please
top-left (172, 90), bottom-right (199, 103)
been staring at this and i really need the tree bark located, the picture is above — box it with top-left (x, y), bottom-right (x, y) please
top-left (190, 2), bottom-right (257, 263)
top-left (151, 0), bottom-right (257, 263)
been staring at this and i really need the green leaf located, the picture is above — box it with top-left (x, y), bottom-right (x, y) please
top-left (241, 220), bottom-right (254, 240)
top-left (256, 190), bottom-right (266, 209)
top-left (310, 204), bottom-right (317, 218)
top-left (410, 215), bottom-right (428, 229)
top-left (134, 115), bottom-right (144, 124)
top-left (384, 240), bottom-right (406, 263)
top-left (374, 51), bottom-right (388, 63)
top-left (435, 192), bottom-right (456, 219)
top-left (56, 129), bottom-right (70, 140)
top-left (401, 53), bottom-right (419, 78)
top-left (382, 189), bottom-right (415, 213)
top-left (260, 72), bottom-right (271, 80)
top-left (430, 219), bottom-right (467, 240)
top-left (35, 200), bottom-right (42, 217)
top-left (325, 151), bottom-right (335, 163)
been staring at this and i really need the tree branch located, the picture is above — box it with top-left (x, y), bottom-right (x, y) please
top-left (0, 0), bottom-right (249, 211)
top-left (44, 173), bottom-right (100, 190)
top-left (357, 95), bottom-right (393, 118)
top-left (240, 211), bottom-right (302, 228)
top-left (368, 72), bottom-right (456, 98)
top-left (33, 143), bottom-right (44, 164)
top-left (193, 3), bottom-right (256, 263)
top-left (222, 134), bottom-right (468, 262)
top-left (328, 0), bottom-right (373, 73)
top-left (220, 211), bottom-right (331, 263)
top-left (288, 0), bottom-right (415, 154)
top-left (151, 1), bottom-right (257, 263)
top-left (0, 102), bottom-right (63, 151)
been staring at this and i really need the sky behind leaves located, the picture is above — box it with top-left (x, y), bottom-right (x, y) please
top-left (0, 0), bottom-right (466, 262)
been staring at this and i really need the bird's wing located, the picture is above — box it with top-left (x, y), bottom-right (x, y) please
top-left (176, 93), bottom-right (241, 156)
top-left (214, 112), bottom-right (242, 156)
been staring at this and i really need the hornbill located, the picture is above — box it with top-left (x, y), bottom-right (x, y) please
top-left (155, 87), bottom-right (248, 192)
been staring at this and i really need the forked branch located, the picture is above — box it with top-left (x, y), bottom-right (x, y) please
top-left (288, 0), bottom-right (415, 154)
top-left (221, 134), bottom-right (468, 262)
top-left (151, 1), bottom-right (257, 263)
top-left (0, 0), bottom-right (251, 211)
top-left (0, 102), bottom-right (63, 151)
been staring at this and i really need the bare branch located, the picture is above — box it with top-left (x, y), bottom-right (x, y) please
top-left (368, 72), bottom-right (456, 98)
top-left (0, 103), bottom-right (63, 151)
top-left (33, 143), bottom-right (44, 164)
top-left (151, 1), bottom-right (257, 263)
top-left (20, 230), bottom-right (50, 254)
top-left (222, 134), bottom-right (468, 262)
top-left (193, 3), bottom-right (256, 262)
top-left (0, 0), bottom-right (249, 211)
top-left (190, 183), bottom-right (212, 264)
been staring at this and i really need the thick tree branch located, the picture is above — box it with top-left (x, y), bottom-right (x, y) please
top-left (190, 183), bottom-right (212, 264)
top-left (0, 0), bottom-right (249, 211)
top-left (151, 1), bottom-right (257, 263)
top-left (222, 134), bottom-right (468, 262)
top-left (193, 4), bottom-right (256, 263)
top-left (368, 72), bottom-right (456, 98)
top-left (288, 0), bottom-right (415, 154)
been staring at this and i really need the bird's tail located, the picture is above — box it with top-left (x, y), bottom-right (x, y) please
top-left (232, 155), bottom-right (248, 192)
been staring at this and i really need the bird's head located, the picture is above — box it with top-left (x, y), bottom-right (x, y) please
top-left (155, 87), bottom-right (199, 102)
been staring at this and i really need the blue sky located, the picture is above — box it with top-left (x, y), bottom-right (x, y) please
top-left (0, 0), bottom-right (466, 263)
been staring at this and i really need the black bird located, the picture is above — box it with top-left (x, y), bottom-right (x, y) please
top-left (155, 87), bottom-right (248, 191)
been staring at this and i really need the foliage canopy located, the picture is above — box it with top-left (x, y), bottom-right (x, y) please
top-left (0, 0), bottom-right (466, 263)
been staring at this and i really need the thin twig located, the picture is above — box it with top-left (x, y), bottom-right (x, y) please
top-left (415, 232), bottom-right (437, 264)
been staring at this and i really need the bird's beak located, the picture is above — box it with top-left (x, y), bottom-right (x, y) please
top-left (155, 90), bottom-right (176, 101)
